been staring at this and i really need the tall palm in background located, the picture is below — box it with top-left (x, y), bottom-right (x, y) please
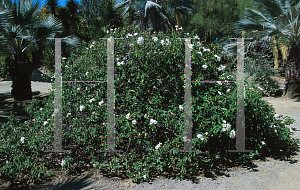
top-left (224, 0), bottom-right (300, 97)
top-left (114, 0), bottom-right (173, 33)
top-left (0, 0), bottom-right (63, 101)
top-left (164, 0), bottom-right (194, 28)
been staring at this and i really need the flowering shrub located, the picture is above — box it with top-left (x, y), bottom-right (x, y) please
top-left (244, 48), bottom-right (281, 97)
top-left (0, 25), bottom-right (299, 186)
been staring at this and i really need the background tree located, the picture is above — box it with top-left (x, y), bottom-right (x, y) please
top-left (164, 0), bottom-right (194, 28)
top-left (0, 0), bottom-right (63, 101)
top-left (226, 0), bottom-right (300, 98)
top-left (77, 0), bottom-right (125, 41)
top-left (187, 0), bottom-right (254, 44)
top-left (46, 0), bottom-right (57, 17)
top-left (114, 0), bottom-right (174, 33)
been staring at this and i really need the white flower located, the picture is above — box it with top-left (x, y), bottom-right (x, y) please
top-left (62, 57), bottom-right (67, 60)
top-left (134, 33), bottom-right (138, 36)
top-left (155, 142), bottom-right (162, 149)
top-left (161, 40), bottom-right (165, 45)
top-left (197, 52), bottom-right (203, 56)
top-left (223, 120), bottom-right (227, 124)
top-left (152, 36), bottom-right (158, 42)
top-left (205, 132), bottom-right (209, 135)
top-left (214, 55), bottom-right (221, 61)
top-left (98, 100), bottom-right (104, 106)
top-left (202, 64), bottom-right (207, 69)
top-left (257, 87), bottom-right (264, 91)
top-left (179, 105), bottom-right (183, 111)
top-left (107, 30), bottom-right (109, 33)
top-left (203, 47), bottom-right (210, 52)
top-left (289, 127), bottom-right (293, 132)
top-left (194, 35), bottom-right (199, 39)
top-left (89, 98), bottom-right (95, 103)
top-left (188, 44), bottom-right (194, 50)
top-left (249, 88), bottom-right (254, 91)
top-left (197, 134), bottom-right (204, 141)
top-left (217, 81), bottom-right (222, 85)
top-left (175, 25), bottom-right (178, 28)
top-left (61, 159), bottom-right (65, 166)
top-left (183, 136), bottom-right (191, 142)
top-left (274, 114), bottom-right (280, 120)
top-left (126, 113), bottom-right (130, 120)
top-left (6, 160), bottom-right (8, 164)
top-left (218, 65), bottom-right (226, 71)
top-left (43, 121), bottom-right (48, 126)
top-left (261, 141), bottom-right (266, 145)
top-left (222, 123), bottom-right (231, 131)
top-left (197, 42), bottom-right (201, 46)
top-left (85, 72), bottom-right (89, 75)
top-left (227, 89), bottom-right (230, 93)
top-left (80, 105), bottom-right (85, 111)
top-left (93, 164), bottom-right (96, 168)
top-left (132, 120), bottom-right (137, 125)
top-left (137, 37), bottom-right (144, 45)
top-left (92, 41), bottom-right (95, 44)
top-left (77, 87), bottom-right (80, 91)
top-left (165, 38), bottom-right (171, 45)
top-left (90, 44), bottom-right (94, 48)
top-left (143, 175), bottom-right (146, 179)
top-left (178, 27), bottom-right (183, 30)
top-left (129, 43), bottom-right (134, 47)
top-left (66, 113), bottom-right (71, 118)
top-left (144, 114), bottom-right (147, 118)
top-left (274, 129), bottom-right (277, 133)
top-left (117, 61), bottom-right (124, 66)
top-left (40, 107), bottom-right (43, 111)
top-left (230, 130), bottom-right (235, 139)
top-left (20, 137), bottom-right (25, 144)
top-left (47, 118), bottom-right (51, 121)
top-left (150, 119), bottom-right (158, 125)
top-left (218, 91), bottom-right (222, 96)
top-left (187, 33), bottom-right (190, 36)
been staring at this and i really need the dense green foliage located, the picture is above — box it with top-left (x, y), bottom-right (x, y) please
top-left (1, 26), bottom-right (298, 186)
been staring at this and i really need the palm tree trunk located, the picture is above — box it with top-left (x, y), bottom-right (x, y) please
top-left (7, 54), bottom-right (33, 101)
top-left (174, 9), bottom-right (181, 28)
top-left (283, 42), bottom-right (300, 98)
top-left (270, 36), bottom-right (279, 70)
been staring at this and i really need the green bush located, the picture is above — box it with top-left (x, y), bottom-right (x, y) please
top-left (0, 55), bottom-right (10, 79)
top-left (0, 26), bottom-right (299, 185)
top-left (243, 44), bottom-right (280, 96)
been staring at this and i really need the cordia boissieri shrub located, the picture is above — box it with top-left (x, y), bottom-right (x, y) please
top-left (0, 25), bottom-right (298, 185)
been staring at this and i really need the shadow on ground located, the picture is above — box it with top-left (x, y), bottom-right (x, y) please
top-left (0, 91), bottom-right (51, 125)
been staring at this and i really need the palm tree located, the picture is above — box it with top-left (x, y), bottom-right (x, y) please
top-left (164, 0), bottom-right (194, 28)
top-left (114, 0), bottom-right (173, 33)
top-left (223, 0), bottom-right (300, 97)
top-left (0, 0), bottom-right (63, 101)
top-left (100, 0), bottom-right (125, 29)
top-left (46, 0), bottom-right (57, 17)
top-left (65, 0), bottom-right (80, 36)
